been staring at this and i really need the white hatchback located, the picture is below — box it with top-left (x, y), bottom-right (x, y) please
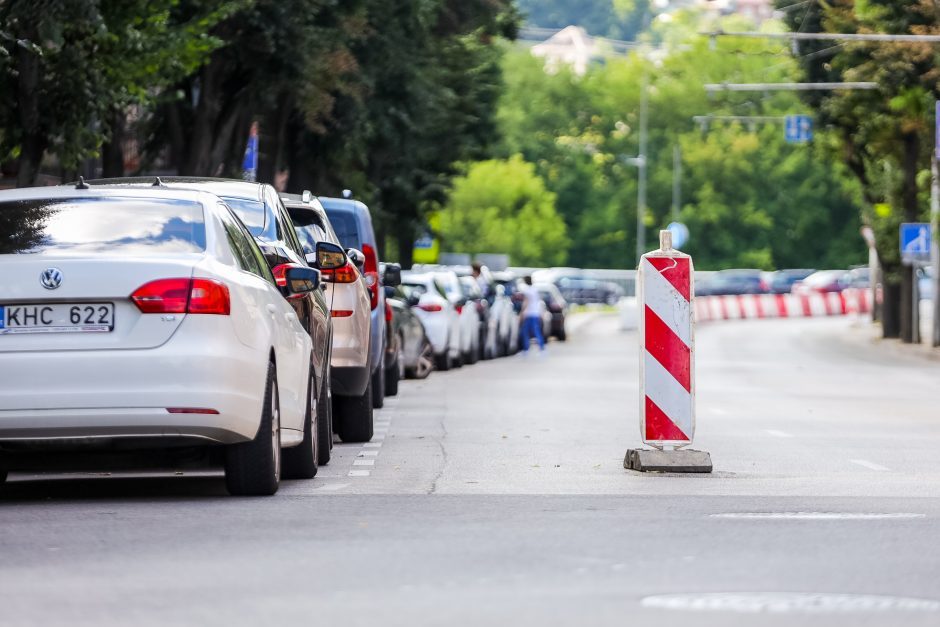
top-left (0, 185), bottom-right (332, 495)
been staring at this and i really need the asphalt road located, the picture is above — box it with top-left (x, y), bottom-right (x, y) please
top-left (2, 313), bottom-right (940, 626)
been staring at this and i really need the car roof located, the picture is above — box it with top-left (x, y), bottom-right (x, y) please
top-left (82, 177), bottom-right (266, 202)
top-left (1, 184), bottom-right (220, 207)
top-left (319, 196), bottom-right (369, 213)
top-left (281, 193), bottom-right (327, 214)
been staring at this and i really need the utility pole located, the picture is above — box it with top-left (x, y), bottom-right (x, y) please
top-left (671, 145), bottom-right (681, 222)
top-left (636, 71), bottom-right (649, 265)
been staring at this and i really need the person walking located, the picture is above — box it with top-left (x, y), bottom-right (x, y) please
top-left (519, 276), bottom-right (545, 354)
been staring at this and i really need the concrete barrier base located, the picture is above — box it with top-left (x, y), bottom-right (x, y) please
top-left (624, 448), bottom-right (713, 473)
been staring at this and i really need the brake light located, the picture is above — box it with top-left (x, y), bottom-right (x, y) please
top-left (131, 278), bottom-right (230, 315)
top-left (455, 305), bottom-right (463, 314)
top-left (418, 303), bottom-right (443, 312)
top-left (331, 310), bottom-right (354, 318)
top-left (362, 243), bottom-right (380, 310)
top-left (322, 262), bottom-right (358, 284)
top-left (271, 263), bottom-right (309, 300)
top-left (385, 301), bottom-right (393, 322)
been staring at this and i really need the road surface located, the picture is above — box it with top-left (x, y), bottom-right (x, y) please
top-left (2, 313), bottom-right (939, 626)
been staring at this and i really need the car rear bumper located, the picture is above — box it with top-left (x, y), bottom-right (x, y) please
top-left (0, 322), bottom-right (268, 446)
top-left (331, 365), bottom-right (370, 397)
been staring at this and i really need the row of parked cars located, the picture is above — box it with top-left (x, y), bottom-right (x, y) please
top-left (696, 267), bottom-right (871, 296)
top-left (0, 176), bottom-right (569, 496)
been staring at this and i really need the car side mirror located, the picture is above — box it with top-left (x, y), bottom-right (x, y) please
top-left (406, 294), bottom-right (420, 307)
top-left (315, 241), bottom-right (346, 270)
top-left (346, 248), bottom-right (365, 269)
top-left (383, 263), bottom-right (402, 287)
top-left (272, 264), bottom-right (319, 299)
top-left (383, 285), bottom-right (396, 299)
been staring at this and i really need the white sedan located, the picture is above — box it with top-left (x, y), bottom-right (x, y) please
top-left (0, 185), bottom-right (334, 496)
top-left (401, 271), bottom-right (461, 370)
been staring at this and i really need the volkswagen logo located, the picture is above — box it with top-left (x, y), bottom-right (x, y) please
top-left (40, 267), bottom-right (63, 290)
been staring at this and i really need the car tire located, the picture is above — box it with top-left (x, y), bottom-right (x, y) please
top-left (435, 351), bottom-right (450, 371)
top-left (282, 367), bottom-right (319, 480)
top-left (371, 363), bottom-right (385, 408)
top-left (408, 340), bottom-right (434, 379)
top-left (336, 379), bottom-right (374, 443)
top-left (317, 373), bottom-right (332, 465)
top-left (556, 327), bottom-right (567, 342)
top-left (225, 362), bottom-right (280, 496)
top-left (385, 335), bottom-right (402, 397)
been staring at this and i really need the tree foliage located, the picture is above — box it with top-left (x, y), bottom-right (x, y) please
top-left (439, 155), bottom-right (569, 266)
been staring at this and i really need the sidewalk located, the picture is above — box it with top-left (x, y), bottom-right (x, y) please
top-left (844, 316), bottom-right (940, 364)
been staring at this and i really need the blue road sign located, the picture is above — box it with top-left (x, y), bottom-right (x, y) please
top-left (785, 115), bottom-right (813, 143)
top-left (900, 222), bottom-right (931, 265)
top-left (667, 221), bottom-right (690, 249)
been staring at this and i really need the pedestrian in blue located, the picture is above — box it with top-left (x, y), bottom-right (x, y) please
top-left (520, 276), bottom-right (545, 354)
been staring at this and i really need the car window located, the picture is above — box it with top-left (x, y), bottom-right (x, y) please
top-left (218, 205), bottom-right (274, 285)
top-left (220, 196), bottom-right (265, 235)
top-left (324, 209), bottom-right (360, 250)
top-left (0, 196), bottom-right (206, 255)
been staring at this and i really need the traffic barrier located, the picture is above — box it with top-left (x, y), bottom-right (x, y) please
top-left (693, 288), bottom-right (872, 323)
top-left (626, 231), bottom-right (712, 473)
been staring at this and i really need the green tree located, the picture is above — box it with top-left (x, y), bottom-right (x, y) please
top-left (439, 155), bottom-right (569, 266)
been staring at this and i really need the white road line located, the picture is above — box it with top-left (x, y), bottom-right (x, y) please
top-left (348, 470), bottom-right (371, 477)
top-left (358, 450), bottom-right (379, 457)
top-left (363, 442), bottom-right (383, 448)
top-left (850, 459), bottom-right (891, 472)
top-left (710, 512), bottom-right (923, 520)
top-left (353, 459), bottom-right (375, 466)
top-left (765, 429), bottom-right (793, 438)
top-left (315, 483), bottom-right (350, 491)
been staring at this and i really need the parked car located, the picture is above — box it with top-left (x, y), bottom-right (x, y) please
top-left (385, 284), bottom-right (435, 382)
top-left (458, 275), bottom-right (491, 361)
top-left (379, 263), bottom-right (406, 394)
top-left (761, 269), bottom-right (816, 294)
top-left (0, 185), bottom-right (346, 495)
top-left (492, 271), bottom-right (522, 354)
top-left (434, 270), bottom-right (481, 365)
top-left (792, 270), bottom-right (849, 294)
top-left (536, 282), bottom-right (568, 341)
top-left (84, 176), bottom-right (339, 460)
top-left (401, 271), bottom-right (462, 370)
top-left (282, 192), bottom-right (373, 445)
top-left (556, 277), bottom-right (621, 305)
top-left (454, 265), bottom-right (515, 358)
top-left (321, 197), bottom-right (387, 415)
top-left (696, 269), bottom-right (766, 296)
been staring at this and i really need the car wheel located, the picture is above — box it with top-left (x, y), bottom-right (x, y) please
top-left (556, 327), bottom-right (567, 342)
top-left (409, 340), bottom-right (434, 379)
top-left (371, 362), bottom-right (385, 408)
top-left (435, 351), bottom-right (450, 371)
top-left (336, 378), bottom-right (374, 443)
top-left (385, 334), bottom-right (402, 397)
top-left (225, 362), bottom-right (280, 496)
top-left (317, 371), bottom-right (333, 465)
top-left (451, 350), bottom-right (463, 368)
top-left (282, 367), bottom-right (319, 480)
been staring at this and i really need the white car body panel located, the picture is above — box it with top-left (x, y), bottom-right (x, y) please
top-left (0, 187), bottom-right (312, 446)
top-left (326, 278), bottom-right (371, 369)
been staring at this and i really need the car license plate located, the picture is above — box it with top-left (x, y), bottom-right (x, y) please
top-left (0, 303), bottom-right (115, 335)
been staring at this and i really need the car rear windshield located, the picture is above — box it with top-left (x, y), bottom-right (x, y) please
top-left (221, 197), bottom-right (265, 235)
top-left (0, 197), bottom-right (206, 255)
top-left (324, 209), bottom-right (360, 250)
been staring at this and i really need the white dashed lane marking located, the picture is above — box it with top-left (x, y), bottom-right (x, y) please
top-left (359, 450), bottom-right (379, 457)
top-left (348, 470), bottom-right (371, 477)
top-left (850, 459), bottom-right (891, 472)
top-left (353, 459), bottom-right (375, 466)
top-left (315, 483), bottom-right (350, 491)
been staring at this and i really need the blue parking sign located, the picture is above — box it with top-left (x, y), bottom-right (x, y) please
top-left (900, 222), bottom-right (931, 265)
top-left (785, 115), bottom-right (813, 143)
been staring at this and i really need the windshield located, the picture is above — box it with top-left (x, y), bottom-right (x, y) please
top-left (221, 197), bottom-right (265, 235)
top-left (0, 197), bottom-right (206, 255)
top-left (324, 209), bottom-right (360, 250)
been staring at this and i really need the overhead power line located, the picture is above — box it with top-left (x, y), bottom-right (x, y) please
top-left (705, 82), bottom-right (878, 92)
top-left (703, 30), bottom-right (940, 43)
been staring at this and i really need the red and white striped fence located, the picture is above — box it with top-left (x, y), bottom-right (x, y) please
top-left (694, 288), bottom-right (872, 323)
top-left (638, 235), bottom-right (694, 447)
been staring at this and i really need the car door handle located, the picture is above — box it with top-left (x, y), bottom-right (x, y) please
top-left (285, 312), bottom-right (297, 323)
top-left (266, 304), bottom-right (278, 315)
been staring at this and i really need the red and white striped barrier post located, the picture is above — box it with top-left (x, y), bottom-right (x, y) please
top-left (625, 231), bottom-right (712, 473)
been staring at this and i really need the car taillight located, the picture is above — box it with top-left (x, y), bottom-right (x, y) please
top-left (385, 301), bottom-right (393, 322)
top-left (131, 278), bottom-right (230, 315)
top-left (331, 310), bottom-right (354, 318)
top-left (322, 262), bottom-right (359, 284)
top-left (418, 303), bottom-right (443, 312)
top-left (455, 305), bottom-right (463, 314)
top-left (362, 243), bottom-right (379, 310)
